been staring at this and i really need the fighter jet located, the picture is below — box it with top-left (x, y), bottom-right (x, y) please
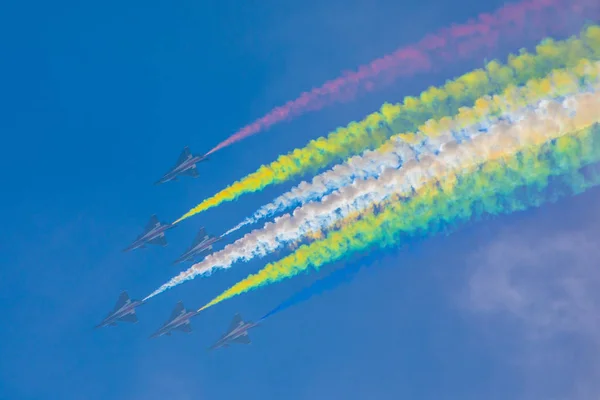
top-left (173, 227), bottom-right (222, 264)
top-left (123, 215), bottom-right (174, 252)
top-left (209, 313), bottom-right (259, 350)
top-left (155, 146), bottom-right (208, 185)
top-left (96, 291), bottom-right (144, 328)
top-left (150, 301), bottom-right (199, 338)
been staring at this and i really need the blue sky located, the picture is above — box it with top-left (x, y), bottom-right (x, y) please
top-left (1, 0), bottom-right (599, 399)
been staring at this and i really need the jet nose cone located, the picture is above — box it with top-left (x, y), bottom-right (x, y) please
top-left (208, 342), bottom-right (220, 351)
top-left (95, 320), bottom-right (109, 329)
top-left (122, 243), bottom-right (138, 252)
top-left (149, 328), bottom-right (165, 339)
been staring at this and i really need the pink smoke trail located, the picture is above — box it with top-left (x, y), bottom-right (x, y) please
top-left (205, 0), bottom-right (598, 156)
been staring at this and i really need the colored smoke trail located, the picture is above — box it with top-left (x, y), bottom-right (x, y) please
top-left (198, 126), bottom-right (600, 311)
top-left (228, 60), bottom-right (600, 232)
top-left (261, 166), bottom-right (600, 322)
top-left (174, 25), bottom-right (600, 224)
top-left (260, 258), bottom-right (367, 321)
top-left (204, 0), bottom-right (598, 157)
top-left (145, 86), bottom-right (600, 301)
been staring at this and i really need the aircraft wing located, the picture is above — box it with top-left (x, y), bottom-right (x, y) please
top-left (144, 215), bottom-right (160, 232)
top-left (228, 314), bottom-right (244, 331)
top-left (169, 302), bottom-right (186, 321)
top-left (175, 322), bottom-right (192, 333)
top-left (180, 164), bottom-right (199, 177)
top-left (192, 228), bottom-right (207, 246)
top-left (147, 234), bottom-right (167, 247)
top-left (118, 313), bottom-right (138, 323)
top-left (114, 291), bottom-right (130, 311)
top-left (231, 333), bottom-right (251, 344)
top-left (176, 147), bottom-right (192, 164)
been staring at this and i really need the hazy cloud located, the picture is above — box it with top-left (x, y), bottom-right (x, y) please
top-left (463, 210), bottom-right (600, 400)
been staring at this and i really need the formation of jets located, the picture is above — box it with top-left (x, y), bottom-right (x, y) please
top-left (97, 292), bottom-right (257, 350)
top-left (98, 146), bottom-right (260, 350)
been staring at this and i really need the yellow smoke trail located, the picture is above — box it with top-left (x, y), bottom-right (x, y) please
top-left (174, 25), bottom-right (600, 224)
top-left (144, 65), bottom-right (599, 301)
top-left (238, 58), bottom-right (600, 231)
top-left (197, 99), bottom-right (600, 310)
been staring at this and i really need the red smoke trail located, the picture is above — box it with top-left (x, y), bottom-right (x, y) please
top-left (205, 0), bottom-right (598, 156)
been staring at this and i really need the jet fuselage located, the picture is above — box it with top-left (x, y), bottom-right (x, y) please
top-left (150, 310), bottom-right (199, 338)
top-left (96, 300), bottom-right (144, 328)
top-left (175, 235), bottom-right (222, 263)
top-left (211, 321), bottom-right (258, 349)
top-left (158, 155), bottom-right (207, 184)
top-left (124, 223), bottom-right (173, 252)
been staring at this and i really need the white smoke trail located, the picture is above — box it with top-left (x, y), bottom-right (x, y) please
top-left (144, 83), bottom-right (600, 300)
top-left (225, 63), bottom-right (600, 234)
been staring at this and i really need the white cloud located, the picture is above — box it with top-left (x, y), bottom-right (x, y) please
top-left (463, 210), bottom-right (600, 400)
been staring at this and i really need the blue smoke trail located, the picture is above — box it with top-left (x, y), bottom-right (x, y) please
top-left (259, 258), bottom-right (368, 321)
top-left (257, 161), bottom-right (600, 323)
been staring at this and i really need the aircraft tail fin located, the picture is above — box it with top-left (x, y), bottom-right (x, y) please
top-left (169, 301), bottom-right (186, 321)
top-left (113, 291), bottom-right (131, 311)
top-left (192, 228), bottom-right (207, 246)
top-left (144, 215), bottom-right (161, 232)
top-left (176, 147), bottom-right (192, 164)
top-left (228, 313), bottom-right (244, 331)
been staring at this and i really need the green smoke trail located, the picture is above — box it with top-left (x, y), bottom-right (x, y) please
top-left (175, 25), bottom-right (600, 223)
top-left (199, 124), bottom-right (600, 310)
